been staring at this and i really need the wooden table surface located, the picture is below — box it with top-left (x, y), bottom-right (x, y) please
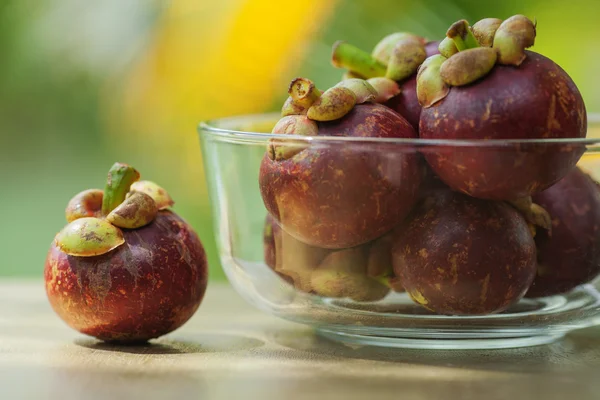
top-left (1, 280), bottom-right (600, 400)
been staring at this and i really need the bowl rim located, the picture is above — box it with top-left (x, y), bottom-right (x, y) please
top-left (198, 112), bottom-right (600, 148)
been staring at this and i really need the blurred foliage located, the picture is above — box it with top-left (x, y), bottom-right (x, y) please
top-left (1, 0), bottom-right (598, 279)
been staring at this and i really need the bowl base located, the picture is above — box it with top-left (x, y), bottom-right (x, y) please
top-left (226, 259), bottom-right (600, 350)
top-left (316, 328), bottom-right (564, 350)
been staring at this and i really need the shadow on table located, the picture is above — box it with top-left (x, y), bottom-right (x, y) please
top-left (268, 325), bottom-right (600, 375)
top-left (75, 333), bottom-right (265, 355)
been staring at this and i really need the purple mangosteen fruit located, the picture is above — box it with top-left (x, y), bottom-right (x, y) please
top-left (259, 78), bottom-right (422, 249)
top-left (527, 167), bottom-right (600, 297)
top-left (417, 16), bottom-right (586, 201)
top-left (45, 163), bottom-right (207, 343)
top-left (392, 190), bottom-right (537, 315)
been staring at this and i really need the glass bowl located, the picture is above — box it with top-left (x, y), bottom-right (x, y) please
top-left (199, 113), bottom-right (600, 350)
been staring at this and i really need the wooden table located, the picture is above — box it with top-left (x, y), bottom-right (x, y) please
top-left (1, 281), bottom-right (599, 400)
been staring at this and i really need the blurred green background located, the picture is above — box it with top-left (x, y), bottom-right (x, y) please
top-left (1, 0), bottom-right (598, 280)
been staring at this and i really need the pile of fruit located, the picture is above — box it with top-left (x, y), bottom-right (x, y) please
top-left (259, 16), bottom-right (600, 315)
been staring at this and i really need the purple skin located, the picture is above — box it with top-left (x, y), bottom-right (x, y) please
top-left (418, 164), bottom-right (450, 199)
top-left (45, 211), bottom-right (208, 343)
top-left (424, 40), bottom-right (441, 58)
top-left (260, 103), bottom-right (422, 249)
top-left (392, 190), bottom-right (537, 315)
top-left (385, 40), bottom-right (441, 131)
top-left (420, 51), bottom-right (587, 200)
top-left (527, 168), bottom-right (600, 297)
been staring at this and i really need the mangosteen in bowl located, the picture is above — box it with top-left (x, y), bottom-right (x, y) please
top-left (199, 111), bottom-right (600, 350)
top-left (526, 167), bottom-right (600, 297)
top-left (199, 11), bottom-right (600, 349)
top-left (417, 16), bottom-right (587, 202)
top-left (259, 78), bottom-right (423, 249)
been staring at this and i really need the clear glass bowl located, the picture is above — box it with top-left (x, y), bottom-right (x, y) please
top-left (199, 113), bottom-right (600, 350)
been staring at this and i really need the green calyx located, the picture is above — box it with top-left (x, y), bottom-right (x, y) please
top-left (274, 75), bottom-right (398, 144)
top-left (107, 191), bottom-right (158, 229)
top-left (310, 248), bottom-right (389, 302)
top-left (334, 79), bottom-right (377, 104)
top-left (439, 47), bottom-right (497, 87)
top-left (493, 15), bottom-right (537, 66)
top-left (276, 78), bottom-right (360, 132)
top-left (438, 37), bottom-right (458, 59)
top-left (332, 35), bottom-right (426, 85)
top-left (472, 18), bottom-right (503, 48)
top-left (281, 96), bottom-right (307, 117)
top-left (57, 163), bottom-right (174, 257)
top-left (416, 55), bottom-right (450, 108)
top-left (310, 269), bottom-right (389, 302)
top-left (55, 217), bottom-right (125, 257)
top-left (367, 77), bottom-right (401, 103)
top-left (417, 15), bottom-right (537, 107)
top-left (372, 32), bottom-right (425, 65)
top-left (101, 163), bottom-right (141, 215)
top-left (267, 115), bottom-right (316, 161)
top-left (386, 37), bottom-right (427, 82)
top-left (130, 180), bottom-right (174, 210)
top-left (508, 197), bottom-right (551, 232)
top-left (307, 86), bottom-right (357, 122)
top-left (65, 189), bottom-right (104, 223)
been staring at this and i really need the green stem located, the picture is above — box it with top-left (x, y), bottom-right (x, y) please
top-left (331, 41), bottom-right (387, 79)
top-left (101, 162), bottom-right (141, 215)
top-left (446, 20), bottom-right (480, 51)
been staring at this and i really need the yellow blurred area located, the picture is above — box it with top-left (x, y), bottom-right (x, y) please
top-left (108, 0), bottom-right (338, 198)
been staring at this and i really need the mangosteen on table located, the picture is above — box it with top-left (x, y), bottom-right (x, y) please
top-left (259, 77), bottom-right (423, 249)
top-left (331, 33), bottom-right (440, 130)
top-left (45, 163), bottom-right (208, 343)
top-left (417, 16), bottom-right (587, 202)
top-left (526, 167), bottom-right (600, 297)
top-left (392, 190), bottom-right (537, 315)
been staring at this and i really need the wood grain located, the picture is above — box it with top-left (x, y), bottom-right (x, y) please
top-left (1, 281), bottom-right (599, 400)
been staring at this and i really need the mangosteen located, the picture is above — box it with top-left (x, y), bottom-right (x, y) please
top-left (527, 167), bottom-right (600, 297)
top-left (263, 213), bottom-right (279, 271)
top-left (331, 34), bottom-right (440, 130)
top-left (263, 213), bottom-right (328, 291)
top-left (365, 232), bottom-right (405, 293)
top-left (45, 163), bottom-right (208, 343)
top-left (392, 190), bottom-right (537, 315)
top-left (259, 77), bottom-right (422, 249)
top-left (309, 231), bottom-right (401, 301)
top-left (263, 215), bottom-right (396, 300)
top-left (417, 16), bottom-right (587, 201)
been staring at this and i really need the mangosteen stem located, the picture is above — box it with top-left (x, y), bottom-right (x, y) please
top-left (447, 20), bottom-right (480, 51)
top-left (331, 41), bottom-right (387, 79)
top-left (101, 163), bottom-right (141, 216)
top-left (288, 78), bottom-right (321, 108)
